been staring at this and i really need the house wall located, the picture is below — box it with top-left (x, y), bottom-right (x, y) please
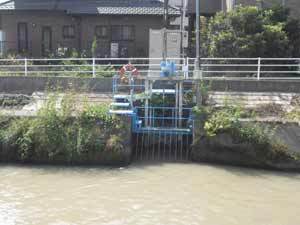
top-left (1, 11), bottom-right (78, 56)
top-left (0, 10), bottom-right (163, 57)
top-left (187, 0), bottom-right (222, 15)
top-left (80, 15), bottom-right (162, 57)
top-left (234, 0), bottom-right (282, 7)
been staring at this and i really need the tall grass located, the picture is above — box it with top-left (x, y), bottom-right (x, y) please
top-left (0, 93), bottom-right (129, 164)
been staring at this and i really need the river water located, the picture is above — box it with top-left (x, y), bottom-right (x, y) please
top-left (0, 163), bottom-right (300, 225)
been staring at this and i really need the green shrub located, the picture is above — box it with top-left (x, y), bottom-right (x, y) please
top-left (1, 118), bottom-right (33, 160)
top-left (0, 93), bottom-right (126, 163)
top-left (198, 104), bottom-right (295, 162)
top-left (0, 49), bottom-right (116, 78)
top-left (79, 103), bottom-right (120, 131)
top-left (286, 108), bottom-right (300, 122)
top-left (203, 105), bottom-right (245, 137)
top-left (202, 5), bottom-right (300, 58)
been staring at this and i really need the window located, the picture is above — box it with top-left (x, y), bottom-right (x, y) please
top-left (18, 22), bottom-right (28, 52)
top-left (95, 26), bottom-right (108, 38)
top-left (111, 26), bottom-right (122, 41)
top-left (42, 26), bottom-right (52, 56)
top-left (63, 25), bottom-right (75, 39)
top-left (111, 25), bottom-right (135, 41)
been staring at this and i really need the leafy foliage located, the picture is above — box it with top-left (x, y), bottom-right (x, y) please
top-left (0, 45), bottom-right (116, 78)
top-left (196, 103), bottom-right (295, 162)
top-left (0, 94), bottom-right (126, 163)
top-left (202, 5), bottom-right (300, 58)
top-left (285, 108), bottom-right (300, 122)
top-left (203, 105), bottom-right (245, 137)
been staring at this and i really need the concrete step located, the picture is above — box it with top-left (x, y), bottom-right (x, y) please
top-left (113, 95), bottom-right (129, 100)
top-left (109, 110), bottom-right (134, 115)
top-left (209, 99), bottom-right (291, 105)
top-left (210, 91), bottom-right (296, 97)
top-left (210, 96), bottom-right (293, 102)
top-left (207, 92), bottom-right (300, 109)
top-left (110, 102), bottom-right (131, 107)
top-left (210, 94), bottom-right (293, 99)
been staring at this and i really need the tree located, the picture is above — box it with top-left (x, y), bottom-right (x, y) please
top-left (202, 5), bottom-right (300, 58)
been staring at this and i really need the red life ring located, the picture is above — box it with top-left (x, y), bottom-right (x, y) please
top-left (119, 64), bottom-right (139, 83)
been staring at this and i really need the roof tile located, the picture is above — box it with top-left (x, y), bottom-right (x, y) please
top-left (0, 0), bottom-right (180, 15)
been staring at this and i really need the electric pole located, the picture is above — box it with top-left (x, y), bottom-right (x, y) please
top-left (179, 0), bottom-right (184, 58)
top-left (195, 0), bottom-right (202, 106)
top-left (163, 0), bottom-right (169, 61)
top-left (195, 0), bottom-right (200, 71)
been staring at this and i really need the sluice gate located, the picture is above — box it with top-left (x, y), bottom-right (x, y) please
top-left (132, 132), bottom-right (193, 161)
top-left (109, 62), bottom-right (196, 161)
top-left (131, 106), bottom-right (194, 161)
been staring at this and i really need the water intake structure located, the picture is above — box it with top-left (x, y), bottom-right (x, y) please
top-left (109, 63), bottom-right (195, 161)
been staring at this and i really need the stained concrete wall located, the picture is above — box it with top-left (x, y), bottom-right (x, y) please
top-left (207, 80), bottom-right (300, 93)
top-left (191, 121), bottom-right (300, 171)
top-left (1, 77), bottom-right (300, 94)
top-left (275, 123), bottom-right (300, 154)
top-left (0, 77), bottom-right (113, 94)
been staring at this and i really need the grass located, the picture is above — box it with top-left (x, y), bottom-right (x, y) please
top-left (193, 103), bottom-right (298, 163)
top-left (0, 92), bottom-right (129, 164)
top-left (286, 107), bottom-right (300, 122)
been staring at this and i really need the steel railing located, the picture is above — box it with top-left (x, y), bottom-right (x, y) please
top-left (0, 57), bottom-right (299, 80)
top-left (188, 58), bottom-right (300, 80)
top-left (0, 57), bottom-right (186, 77)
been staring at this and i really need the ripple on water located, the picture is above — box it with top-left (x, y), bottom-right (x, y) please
top-left (0, 163), bottom-right (300, 225)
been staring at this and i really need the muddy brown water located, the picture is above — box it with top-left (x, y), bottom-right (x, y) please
top-left (0, 163), bottom-right (300, 225)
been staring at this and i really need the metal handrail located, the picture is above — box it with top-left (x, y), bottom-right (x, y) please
top-left (0, 57), bottom-right (299, 80)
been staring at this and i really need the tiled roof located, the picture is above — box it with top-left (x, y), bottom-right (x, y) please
top-left (0, 0), bottom-right (180, 16)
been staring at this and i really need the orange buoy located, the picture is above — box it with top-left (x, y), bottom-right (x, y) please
top-left (119, 64), bottom-right (140, 83)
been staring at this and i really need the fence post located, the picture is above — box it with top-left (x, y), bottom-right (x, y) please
top-left (257, 57), bottom-right (261, 80)
top-left (24, 58), bottom-right (28, 76)
top-left (92, 58), bottom-right (96, 78)
top-left (185, 57), bottom-right (189, 78)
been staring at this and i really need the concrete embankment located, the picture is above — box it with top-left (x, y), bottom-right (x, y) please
top-left (1, 113), bottom-right (300, 170)
top-left (275, 123), bottom-right (300, 154)
top-left (2, 77), bottom-right (300, 94)
top-left (0, 77), bottom-right (113, 94)
top-left (0, 111), bottom-right (132, 166)
top-left (1, 77), bottom-right (300, 170)
top-left (207, 79), bottom-right (300, 93)
top-left (191, 121), bottom-right (300, 171)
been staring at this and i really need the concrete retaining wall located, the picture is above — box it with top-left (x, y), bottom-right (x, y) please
top-left (0, 77), bottom-right (113, 94)
top-left (1, 77), bottom-right (300, 94)
top-left (208, 92), bottom-right (300, 110)
top-left (191, 122), bottom-right (300, 171)
top-left (207, 80), bottom-right (300, 93)
top-left (275, 123), bottom-right (300, 154)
